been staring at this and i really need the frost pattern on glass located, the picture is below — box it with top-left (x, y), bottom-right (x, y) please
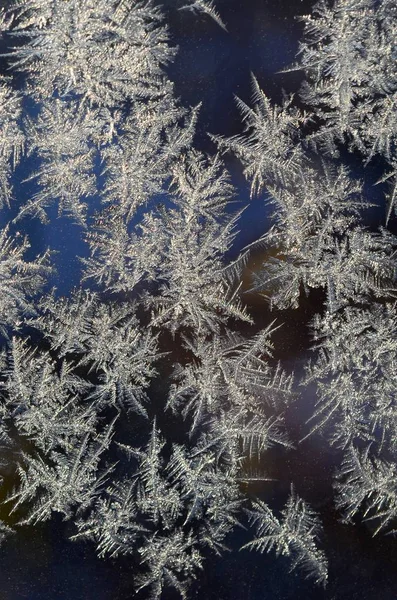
top-left (0, 0), bottom-right (396, 597)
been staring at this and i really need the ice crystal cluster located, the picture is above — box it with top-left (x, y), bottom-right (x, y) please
top-left (0, 0), bottom-right (395, 597)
